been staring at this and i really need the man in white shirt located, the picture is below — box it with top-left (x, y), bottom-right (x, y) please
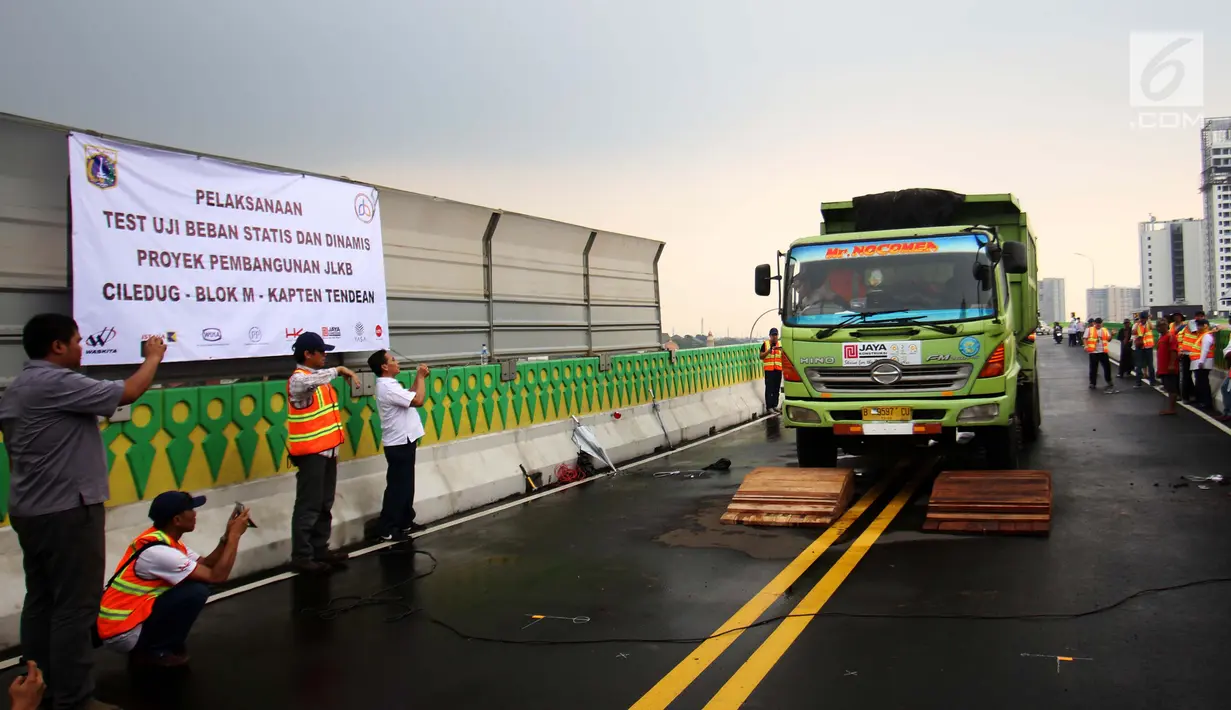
top-left (97, 491), bottom-right (251, 667)
top-left (1192, 319), bottom-right (1216, 410)
top-left (367, 349), bottom-right (430, 541)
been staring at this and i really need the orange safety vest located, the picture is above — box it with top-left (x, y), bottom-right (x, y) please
top-left (287, 368), bottom-right (346, 456)
top-left (762, 340), bottom-right (782, 372)
top-left (1189, 330), bottom-right (1211, 362)
top-left (1177, 326), bottom-right (1198, 355)
top-left (97, 528), bottom-right (185, 640)
top-left (1084, 327), bottom-right (1111, 353)
top-left (1133, 323), bottom-right (1155, 349)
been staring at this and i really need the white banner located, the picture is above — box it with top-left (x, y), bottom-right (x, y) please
top-left (68, 133), bottom-right (389, 365)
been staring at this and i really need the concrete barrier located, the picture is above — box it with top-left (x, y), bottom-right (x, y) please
top-left (0, 377), bottom-right (765, 649)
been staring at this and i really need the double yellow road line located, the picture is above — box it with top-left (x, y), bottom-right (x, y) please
top-left (631, 463), bottom-right (930, 709)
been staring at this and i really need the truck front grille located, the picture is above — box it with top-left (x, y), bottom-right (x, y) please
top-left (805, 363), bottom-right (973, 393)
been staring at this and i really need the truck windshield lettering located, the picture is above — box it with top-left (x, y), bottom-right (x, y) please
top-left (785, 234), bottom-right (997, 326)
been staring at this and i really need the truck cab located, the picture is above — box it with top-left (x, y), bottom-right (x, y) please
top-left (754, 189), bottom-right (1039, 469)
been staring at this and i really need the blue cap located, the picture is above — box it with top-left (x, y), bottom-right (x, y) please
top-left (292, 331), bottom-right (334, 354)
top-left (148, 490), bottom-right (206, 526)
top-left (769, 328), bottom-right (779, 335)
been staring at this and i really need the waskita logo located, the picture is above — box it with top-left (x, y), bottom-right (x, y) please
top-left (85, 326), bottom-right (119, 353)
top-left (86, 327), bottom-right (117, 348)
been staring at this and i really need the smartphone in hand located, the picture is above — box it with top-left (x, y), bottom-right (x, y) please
top-left (231, 501), bottom-right (258, 528)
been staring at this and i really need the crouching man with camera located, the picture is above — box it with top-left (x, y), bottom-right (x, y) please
top-left (96, 491), bottom-right (251, 667)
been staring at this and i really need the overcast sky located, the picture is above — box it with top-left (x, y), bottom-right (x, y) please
top-left (2, 1), bottom-right (1228, 337)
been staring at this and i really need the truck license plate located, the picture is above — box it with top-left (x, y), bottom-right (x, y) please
top-left (862, 406), bottom-right (912, 421)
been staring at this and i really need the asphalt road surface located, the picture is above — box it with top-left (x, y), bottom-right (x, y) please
top-left (5, 342), bottom-right (1229, 709)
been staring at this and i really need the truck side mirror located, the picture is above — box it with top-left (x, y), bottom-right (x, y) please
top-left (754, 264), bottom-right (772, 296)
top-left (1002, 242), bottom-right (1028, 274)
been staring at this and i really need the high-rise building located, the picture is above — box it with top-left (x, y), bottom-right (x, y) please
top-left (1086, 286), bottom-right (1142, 323)
top-left (1039, 277), bottom-right (1066, 324)
top-left (1139, 217), bottom-right (1208, 308)
top-left (1201, 117), bottom-right (1231, 316)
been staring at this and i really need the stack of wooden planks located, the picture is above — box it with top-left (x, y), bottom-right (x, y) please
top-left (923, 470), bottom-right (1052, 534)
top-left (720, 467), bottom-right (855, 527)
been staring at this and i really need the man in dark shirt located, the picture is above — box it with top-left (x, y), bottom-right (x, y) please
top-left (0, 314), bottom-right (164, 710)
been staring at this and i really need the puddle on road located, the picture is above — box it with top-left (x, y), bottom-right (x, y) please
top-left (654, 498), bottom-right (812, 560)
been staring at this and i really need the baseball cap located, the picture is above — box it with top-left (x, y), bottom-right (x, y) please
top-left (292, 331), bottom-right (334, 354)
top-left (769, 328), bottom-right (779, 335)
top-left (149, 490), bottom-right (206, 526)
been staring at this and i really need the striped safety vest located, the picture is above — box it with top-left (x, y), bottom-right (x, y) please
top-left (97, 529), bottom-right (184, 641)
top-left (1084, 327), bottom-right (1111, 353)
top-left (1134, 323), bottom-right (1155, 349)
top-left (762, 340), bottom-right (782, 372)
top-left (287, 368), bottom-right (346, 456)
top-left (1177, 326), bottom-right (1199, 356)
top-left (1189, 330), bottom-right (1211, 362)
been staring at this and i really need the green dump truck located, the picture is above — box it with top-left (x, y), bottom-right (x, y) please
top-left (754, 189), bottom-right (1039, 469)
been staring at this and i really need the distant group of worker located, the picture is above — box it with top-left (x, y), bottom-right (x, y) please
top-left (0, 315), bottom-right (431, 708)
top-left (1054, 310), bottom-right (1229, 416)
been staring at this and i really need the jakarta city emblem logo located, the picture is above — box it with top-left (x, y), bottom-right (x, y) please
top-left (958, 336), bottom-right (981, 358)
top-left (84, 144), bottom-right (118, 189)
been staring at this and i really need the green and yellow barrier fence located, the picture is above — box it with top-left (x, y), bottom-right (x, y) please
top-left (1, 345), bottom-right (762, 524)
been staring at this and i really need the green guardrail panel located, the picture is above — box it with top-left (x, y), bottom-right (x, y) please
top-left (446, 367), bottom-right (465, 436)
top-left (335, 377), bottom-right (368, 455)
top-left (549, 359), bottom-right (566, 415)
top-left (541, 364), bottom-right (556, 420)
top-left (122, 390), bottom-right (163, 499)
top-left (426, 368), bottom-right (448, 440)
top-left (262, 381), bottom-right (289, 472)
top-left (162, 388), bottom-right (199, 487)
top-left (477, 365), bottom-right (498, 431)
top-left (513, 364), bottom-right (533, 425)
top-left (461, 365), bottom-right (482, 433)
top-left (198, 386), bottom-right (232, 482)
top-left (232, 382), bottom-right (264, 478)
top-left (520, 363), bottom-right (540, 423)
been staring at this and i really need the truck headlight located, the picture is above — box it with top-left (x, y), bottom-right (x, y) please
top-left (786, 406), bottom-right (821, 423)
top-left (957, 404), bottom-right (999, 422)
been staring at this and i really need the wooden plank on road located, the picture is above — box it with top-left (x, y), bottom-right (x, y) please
top-left (923, 470), bottom-right (1052, 534)
top-left (720, 467), bottom-right (855, 527)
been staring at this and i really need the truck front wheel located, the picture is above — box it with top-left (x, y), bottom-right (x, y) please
top-left (982, 421), bottom-right (1021, 470)
top-left (796, 427), bottom-right (838, 468)
top-left (1019, 381), bottom-right (1041, 443)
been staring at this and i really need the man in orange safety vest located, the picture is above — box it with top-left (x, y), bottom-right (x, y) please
top-left (97, 491), bottom-right (251, 667)
top-left (288, 332), bottom-right (362, 574)
top-left (1085, 317), bottom-right (1113, 390)
top-left (760, 328), bottom-right (783, 412)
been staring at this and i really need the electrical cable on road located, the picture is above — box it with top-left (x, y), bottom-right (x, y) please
top-left (301, 549), bottom-right (1231, 645)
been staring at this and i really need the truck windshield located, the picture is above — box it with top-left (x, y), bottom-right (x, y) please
top-left (784, 234), bottom-right (997, 326)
